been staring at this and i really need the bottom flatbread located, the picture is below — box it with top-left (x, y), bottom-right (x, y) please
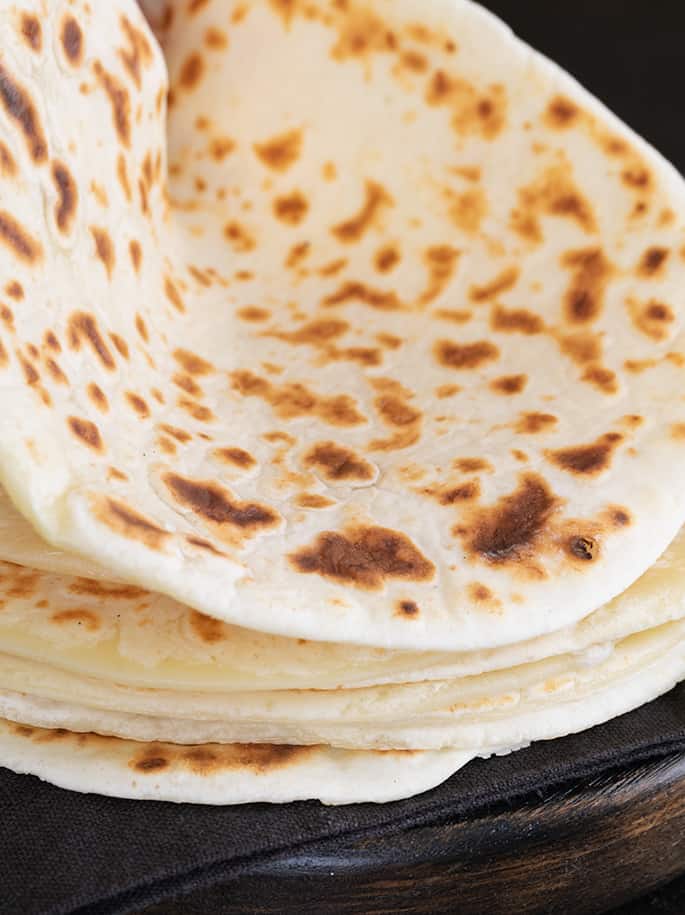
top-left (0, 720), bottom-right (474, 805)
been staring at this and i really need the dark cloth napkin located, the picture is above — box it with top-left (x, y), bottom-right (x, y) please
top-left (4, 0), bottom-right (685, 913)
top-left (3, 682), bottom-right (685, 915)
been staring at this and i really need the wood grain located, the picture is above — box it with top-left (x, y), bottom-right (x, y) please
top-left (139, 753), bottom-right (685, 915)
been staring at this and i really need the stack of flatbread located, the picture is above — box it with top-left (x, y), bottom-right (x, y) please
top-left (0, 0), bottom-right (684, 805)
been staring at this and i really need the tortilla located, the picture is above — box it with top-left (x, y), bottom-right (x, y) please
top-left (0, 0), bottom-right (685, 651)
top-left (0, 719), bottom-right (474, 804)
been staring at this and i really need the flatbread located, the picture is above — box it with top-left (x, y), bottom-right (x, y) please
top-left (1, 0), bottom-right (685, 649)
top-left (2, 616), bottom-right (683, 749)
top-left (0, 719), bottom-right (474, 804)
top-left (0, 520), bottom-right (683, 693)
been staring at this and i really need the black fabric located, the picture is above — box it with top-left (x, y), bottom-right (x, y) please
top-left (4, 1), bottom-right (685, 913)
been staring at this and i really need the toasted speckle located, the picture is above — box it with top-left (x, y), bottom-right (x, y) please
top-left (213, 447), bottom-right (256, 470)
top-left (435, 339), bottom-right (499, 370)
top-left (0, 62), bottom-right (48, 163)
top-left (68, 416), bottom-right (104, 452)
top-left (547, 433), bottom-right (623, 476)
top-left (304, 441), bottom-right (375, 482)
top-left (0, 210), bottom-right (43, 264)
top-left (163, 473), bottom-right (280, 537)
top-left (61, 16), bottom-right (84, 66)
top-left (273, 191), bottom-right (309, 225)
top-left (516, 412), bottom-right (558, 434)
top-left (332, 181), bottom-right (394, 243)
top-left (254, 129), bottom-right (303, 172)
top-left (291, 526), bottom-right (435, 591)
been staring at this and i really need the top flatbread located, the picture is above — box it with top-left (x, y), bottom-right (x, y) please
top-left (1, 0), bottom-right (685, 649)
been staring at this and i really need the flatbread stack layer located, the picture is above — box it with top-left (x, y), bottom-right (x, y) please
top-left (0, 0), bottom-right (684, 804)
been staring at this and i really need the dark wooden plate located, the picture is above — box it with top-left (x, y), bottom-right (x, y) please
top-left (140, 752), bottom-right (685, 915)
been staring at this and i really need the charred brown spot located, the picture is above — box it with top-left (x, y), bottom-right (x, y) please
top-left (0, 210), bottom-right (42, 264)
top-left (160, 424), bottom-right (192, 443)
top-left (90, 227), bottom-right (115, 277)
top-left (205, 26), bottom-right (228, 49)
top-left (459, 473), bottom-right (561, 565)
top-left (469, 267), bottom-right (519, 304)
top-left (238, 307), bottom-right (271, 323)
top-left (516, 412), bottom-right (558, 434)
top-left (426, 71), bottom-right (507, 140)
top-left (490, 374), bottom-right (527, 395)
top-left (117, 153), bottom-right (131, 201)
top-left (322, 281), bottom-right (402, 311)
top-left (94, 497), bottom-right (169, 549)
top-left (133, 755), bottom-right (169, 773)
top-left (0, 141), bottom-right (17, 177)
top-left (491, 306), bottom-right (544, 335)
top-left (567, 536), bottom-right (598, 562)
top-left (332, 181), bottom-right (394, 243)
top-left (189, 610), bottom-right (226, 644)
top-left (87, 383), bottom-right (108, 412)
top-left (629, 298), bottom-right (675, 343)
top-left (397, 599), bottom-right (420, 618)
top-left (68, 416), bottom-right (104, 452)
top-left (125, 392), bottom-right (150, 418)
top-left (273, 191), bottom-right (309, 225)
top-left (544, 95), bottom-right (581, 129)
top-left (374, 245), bottom-right (401, 274)
top-left (231, 370), bottom-right (366, 426)
top-left (0, 63), bottom-right (47, 163)
top-left (110, 333), bottom-right (129, 360)
top-left (5, 281), bottom-right (23, 300)
top-left (512, 165), bottom-right (597, 244)
top-left (51, 609), bottom-right (100, 631)
top-left (164, 277), bottom-right (186, 313)
top-left (129, 240), bottom-right (142, 272)
top-left (437, 479), bottom-right (481, 504)
top-left (290, 526), bottom-right (435, 590)
top-left (178, 52), bottom-right (205, 91)
top-left (582, 363), bottom-right (617, 394)
top-left (93, 62), bottom-right (131, 148)
top-left (419, 246), bottom-right (461, 306)
top-left (173, 349), bottom-right (213, 376)
top-left (20, 14), bottom-right (42, 52)
top-left (468, 582), bottom-right (500, 609)
top-left (164, 473), bottom-right (280, 534)
top-left (375, 395), bottom-right (421, 428)
top-left (67, 312), bottom-right (116, 370)
top-left (637, 247), bottom-right (669, 278)
top-left (209, 136), bottom-right (236, 161)
top-left (555, 331), bottom-right (603, 366)
top-left (304, 442), bottom-right (375, 483)
top-left (45, 358), bottom-right (67, 384)
top-left (622, 165), bottom-right (652, 191)
top-left (609, 507), bottom-right (632, 527)
top-left (51, 161), bottom-right (78, 234)
top-left (434, 339), bottom-right (499, 370)
top-left (562, 247), bottom-right (614, 325)
top-left (223, 221), bottom-right (256, 253)
top-left (267, 318), bottom-right (348, 347)
top-left (61, 16), bottom-right (84, 66)
top-left (254, 129), bottom-right (303, 172)
top-left (213, 447), bottom-right (256, 470)
top-left (547, 433), bottom-right (623, 477)
top-left (118, 15), bottom-right (153, 89)
top-left (296, 493), bottom-right (336, 509)
top-left (671, 423), bottom-right (685, 441)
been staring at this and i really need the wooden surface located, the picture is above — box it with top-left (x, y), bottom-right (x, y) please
top-left (140, 752), bottom-right (685, 915)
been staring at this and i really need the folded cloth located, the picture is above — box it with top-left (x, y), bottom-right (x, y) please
top-left (2, 682), bottom-right (685, 915)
